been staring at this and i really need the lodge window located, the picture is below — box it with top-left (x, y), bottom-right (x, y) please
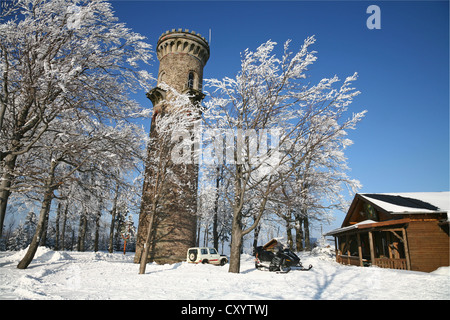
top-left (363, 203), bottom-right (379, 221)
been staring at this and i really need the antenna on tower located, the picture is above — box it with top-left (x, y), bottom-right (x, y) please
top-left (209, 28), bottom-right (212, 45)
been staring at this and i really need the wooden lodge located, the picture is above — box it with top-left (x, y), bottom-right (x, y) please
top-left (325, 192), bottom-right (449, 272)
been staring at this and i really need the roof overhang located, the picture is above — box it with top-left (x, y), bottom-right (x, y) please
top-left (325, 218), bottom-right (411, 237)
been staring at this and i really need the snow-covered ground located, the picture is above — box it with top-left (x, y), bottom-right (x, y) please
top-left (0, 245), bottom-right (449, 300)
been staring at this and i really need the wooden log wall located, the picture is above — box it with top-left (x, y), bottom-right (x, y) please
top-left (406, 218), bottom-right (449, 272)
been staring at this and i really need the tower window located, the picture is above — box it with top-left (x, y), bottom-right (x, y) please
top-left (188, 72), bottom-right (195, 89)
top-left (158, 71), bottom-right (166, 84)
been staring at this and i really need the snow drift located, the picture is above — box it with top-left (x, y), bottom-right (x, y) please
top-left (0, 245), bottom-right (448, 300)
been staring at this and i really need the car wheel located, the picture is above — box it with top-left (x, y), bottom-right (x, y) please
top-left (189, 253), bottom-right (196, 262)
top-left (202, 259), bottom-right (208, 264)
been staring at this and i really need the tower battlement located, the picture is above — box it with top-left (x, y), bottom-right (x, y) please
top-left (156, 29), bottom-right (210, 67)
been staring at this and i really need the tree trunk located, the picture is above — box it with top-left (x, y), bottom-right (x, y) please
top-left (71, 229), bottom-right (75, 251)
top-left (228, 174), bottom-right (270, 273)
top-left (212, 206), bottom-right (218, 249)
top-left (286, 221), bottom-right (294, 251)
top-left (229, 160), bottom-right (245, 274)
top-left (114, 216), bottom-right (123, 252)
top-left (0, 153), bottom-right (17, 238)
top-left (55, 202), bottom-right (61, 250)
top-left (40, 210), bottom-right (49, 247)
top-left (61, 202), bottom-right (68, 250)
top-left (304, 215), bottom-right (311, 251)
top-left (108, 206), bottom-right (116, 253)
top-left (203, 223), bottom-right (209, 247)
top-left (0, 87), bottom-right (7, 131)
top-left (139, 210), bottom-right (156, 274)
top-left (108, 183), bottom-right (119, 253)
top-left (228, 222), bottom-right (243, 273)
top-left (77, 210), bottom-right (87, 252)
top-left (17, 161), bottom-right (57, 269)
top-left (94, 210), bottom-right (101, 252)
top-left (17, 190), bottom-right (54, 269)
top-left (252, 224), bottom-right (260, 256)
top-left (229, 196), bottom-right (244, 274)
top-left (196, 222), bottom-right (201, 247)
top-left (212, 167), bottom-right (220, 250)
top-left (295, 216), bottom-right (304, 251)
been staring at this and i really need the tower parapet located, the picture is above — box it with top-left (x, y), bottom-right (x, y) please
top-left (154, 29), bottom-right (210, 95)
top-left (156, 29), bottom-right (210, 66)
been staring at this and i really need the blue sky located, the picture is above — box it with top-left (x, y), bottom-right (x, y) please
top-left (110, 1), bottom-right (449, 233)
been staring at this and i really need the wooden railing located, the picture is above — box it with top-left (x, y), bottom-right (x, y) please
top-left (337, 254), bottom-right (408, 270)
top-left (374, 258), bottom-right (407, 270)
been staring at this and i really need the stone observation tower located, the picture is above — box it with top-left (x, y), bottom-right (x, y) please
top-left (134, 29), bottom-right (210, 264)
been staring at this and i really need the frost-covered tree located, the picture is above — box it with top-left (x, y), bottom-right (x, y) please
top-left (269, 133), bottom-right (362, 251)
top-left (0, 0), bottom-right (152, 237)
top-left (203, 37), bottom-right (365, 273)
top-left (196, 182), bottom-right (217, 245)
top-left (15, 110), bottom-right (146, 268)
top-left (107, 175), bottom-right (141, 253)
top-left (13, 83), bottom-right (148, 266)
top-left (119, 214), bottom-right (136, 253)
top-left (6, 211), bottom-right (37, 250)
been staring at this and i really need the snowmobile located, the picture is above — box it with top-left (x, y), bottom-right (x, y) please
top-left (254, 240), bottom-right (312, 273)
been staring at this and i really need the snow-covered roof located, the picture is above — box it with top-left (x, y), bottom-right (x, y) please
top-left (324, 192), bottom-right (449, 236)
top-left (325, 220), bottom-right (377, 236)
top-left (360, 192), bottom-right (449, 214)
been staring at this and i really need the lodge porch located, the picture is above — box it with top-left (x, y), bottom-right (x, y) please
top-left (331, 223), bottom-right (411, 270)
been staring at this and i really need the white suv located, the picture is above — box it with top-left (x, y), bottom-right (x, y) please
top-left (187, 247), bottom-right (228, 266)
